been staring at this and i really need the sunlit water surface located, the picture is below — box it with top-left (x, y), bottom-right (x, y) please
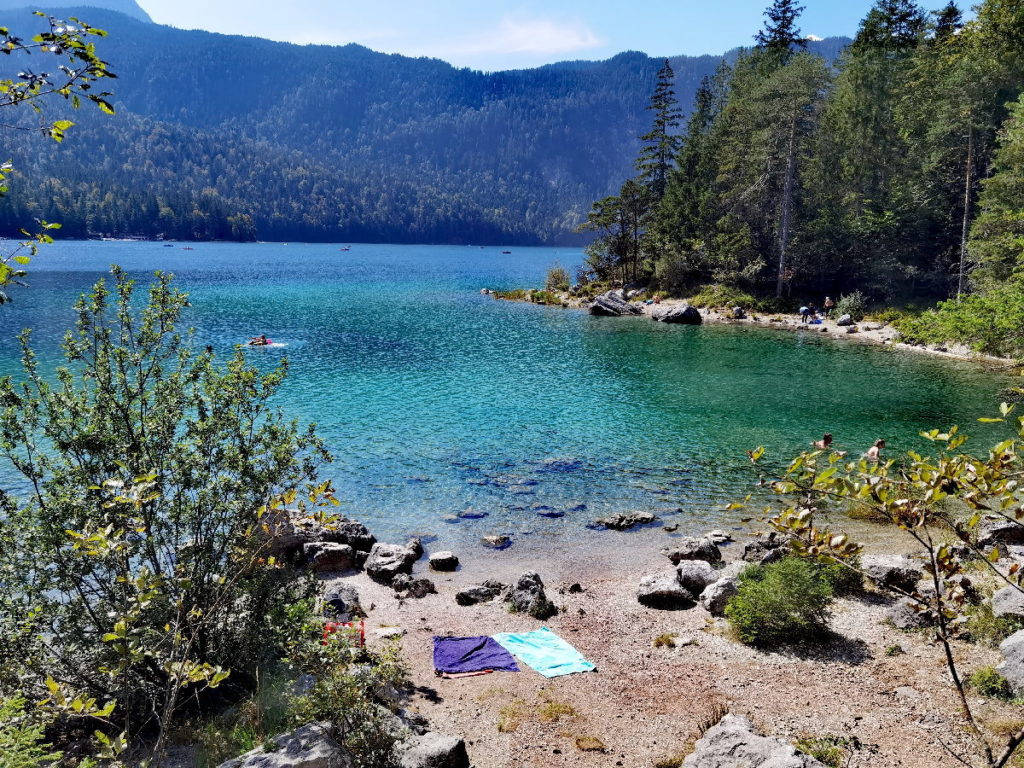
top-left (0, 241), bottom-right (1012, 553)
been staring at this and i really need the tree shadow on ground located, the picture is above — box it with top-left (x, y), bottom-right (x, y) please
top-left (769, 631), bottom-right (872, 665)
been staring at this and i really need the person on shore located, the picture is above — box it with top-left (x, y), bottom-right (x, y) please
top-left (799, 305), bottom-right (811, 324)
top-left (865, 439), bottom-right (885, 462)
top-left (823, 296), bottom-right (835, 318)
top-left (808, 302), bottom-right (819, 323)
top-left (813, 433), bottom-right (833, 450)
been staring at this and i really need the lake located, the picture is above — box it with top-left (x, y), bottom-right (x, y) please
top-left (0, 241), bottom-right (1012, 548)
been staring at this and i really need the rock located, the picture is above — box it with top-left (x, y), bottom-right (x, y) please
top-left (663, 537), bottom-right (722, 565)
top-left (664, 524), bottom-right (679, 532)
top-left (742, 534), bottom-right (786, 565)
top-left (322, 583), bottom-right (362, 620)
top-left (699, 576), bottom-right (740, 617)
top-left (508, 571), bottom-right (557, 619)
top-left (591, 511), bottom-right (656, 531)
top-left (218, 722), bottom-right (351, 768)
top-left (455, 509), bottom-right (488, 520)
top-left (397, 732), bottom-right (470, 768)
top-left (993, 585), bottom-right (1024, 620)
top-left (568, 582), bottom-right (583, 594)
top-left (589, 291), bottom-right (642, 317)
top-left (405, 538), bottom-right (424, 558)
top-left (845, 326), bottom-right (859, 334)
top-left (480, 535), bottom-right (512, 550)
top-left (373, 627), bottom-right (406, 640)
top-left (886, 597), bottom-right (934, 629)
top-left (706, 530), bottom-right (733, 544)
top-left (303, 542), bottom-right (355, 572)
top-left (429, 551), bottom-right (459, 571)
top-left (263, 510), bottom-right (377, 559)
top-left (652, 305), bottom-right (703, 325)
top-left (676, 560), bottom-right (719, 595)
top-left (836, 314), bottom-right (853, 327)
top-left (862, 555), bottom-right (921, 593)
top-left (997, 628), bottom-right (1024, 696)
top-left (392, 575), bottom-right (437, 599)
top-left (682, 714), bottom-right (826, 767)
top-left (455, 580), bottom-right (508, 606)
top-left (365, 543), bottom-right (419, 585)
top-left (638, 573), bottom-right (695, 610)
top-left (732, 306), bottom-right (746, 319)
top-left (977, 520), bottom-right (1024, 548)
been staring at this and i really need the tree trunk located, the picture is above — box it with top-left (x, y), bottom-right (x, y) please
top-left (957, 128), bottom-right (974, 300)
top-left (776, 105), bottom-right (799, 298)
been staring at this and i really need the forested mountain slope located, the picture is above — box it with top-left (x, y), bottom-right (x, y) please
top-left (0, 6), bottom-right (847, 243)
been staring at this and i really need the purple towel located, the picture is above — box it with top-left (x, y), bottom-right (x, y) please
top-left (433, 635), bottom-right (519, 674)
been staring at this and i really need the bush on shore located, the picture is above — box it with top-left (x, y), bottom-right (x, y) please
top-left (545, 263), bottom-right (571, 293)
top-left (725, 557), bottom-right (835, 647)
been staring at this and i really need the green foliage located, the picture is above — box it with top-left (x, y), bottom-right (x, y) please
top-left (794, 735), bottom-right (849, 767)
top-left (0, 269), bottom-right (331, 756)
top-left (0, 696), bottom-right (62, 768)
top-left (835, 290), bottom-right (868, 321)
top-left (885, 643), bottom-right (905, 656)
top-left (895, 283), bottom-right (1024, 356)
top-left (725, 556), bottom-right (835, 647)
top-left (545, 263), bottom-right (571, 292)
top-left (968, 667), bottom-right (1015, 700)
top-left (965, 602), bottom-right (1024, 648)
top-left (687, 284), bottom-right (758, 309)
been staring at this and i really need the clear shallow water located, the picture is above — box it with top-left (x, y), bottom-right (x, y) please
top-left (0, 241), bottom-right (1013, 547)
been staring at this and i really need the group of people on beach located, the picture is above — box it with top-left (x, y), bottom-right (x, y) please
top-left (813, 433), bottom-right (885, 462)
top-left (799, 296), bottom-right (835, 324)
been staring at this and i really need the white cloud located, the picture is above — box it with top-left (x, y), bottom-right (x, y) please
top-left (408, 16), bottom-right (604, 60)
top-left (805, 34), bottom-right (824, 42)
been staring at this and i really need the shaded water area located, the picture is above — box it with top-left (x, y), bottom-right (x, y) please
top-left (0, 241), bottom-right (1013, 553)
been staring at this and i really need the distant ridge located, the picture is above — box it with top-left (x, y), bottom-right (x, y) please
top-left (0, 0), bottom-right (151, 23)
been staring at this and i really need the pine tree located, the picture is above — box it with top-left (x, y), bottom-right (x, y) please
top-left (934, 1), bottom-right (963, 41)
top-left (853, 0), bottom-right (926, 52)
top-left (636, 60), bottom-right (683, 203)
top-left (755, 0), bottom-right (808, 54)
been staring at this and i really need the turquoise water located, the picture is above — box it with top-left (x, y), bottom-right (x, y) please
top-left (0, 241), bottom-right (1012, 545)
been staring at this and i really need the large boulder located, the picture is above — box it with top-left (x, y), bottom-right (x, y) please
top-left (742, 533), bottom-right (786, 565)
top-left (862, 555), bottom-right (920, 593)
top-left (304, 542), bottom-right (355, 572)
top-left (264, 510), bottom-right (377, 559)
top-left (455, 580), bottom-right (508, 606)
top-left (886, 597), bottom-right (934, 630)
top-left (507, 571), bottom-right (557, 619)
top-left (392, 575), bottom-right (437, 599)
top-left (218, 722), bottom-right (351, 768)
top-left (365, 543), bottom-right (419, 585)
top-left (591, 511), bottom-right (656, 531)
top-left (322, 582), bottom-right (363, 621)
top-left (663, 537), bottom-right (722, 565)
top-left (652, 305), bottom-right (702, 325)
top-left (836, 314), bottom-right (854, 327)
top-left (682, 714), bottom-right (826, 767)
top-left (997, 629), bottom-right (1024, 696)
top-left (699, 577), bottom-right (739, 617)
top-left (992, 585), bottom-right (1024, 620)
top-left (429, 551), bottom-right (459, 571)
top-left (676, 560), bottom-right (719, 595)
top-left (977, 520), bottom-right (1024, 549)
top-left (589, 291), bottom-right (643, 317)
top-left (397, 732), bottom-right (470, 768)
top-left (638, 573), bottom-right (695, 610)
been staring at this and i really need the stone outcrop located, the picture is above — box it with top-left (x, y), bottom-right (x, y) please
top-left (637, 573), bottom-right (695, 610)
top-left (264, 510), bottom-right (376, 560)
top-left (322, 582), bottom-right (363, 621)
top-left (304, 542), bottom-right (355, 572)
top-left (365, 542), bottom-right (420, 585)
top-left (700, 576), bottom-right (739, 617)
top-left (675, 560), bottom-right (718, 596)
top-left (455, 580), bottom-right (508, 606)
top-left (682, 714), bottom-right (826, 767)
top-left (392, 575), bottom-right (437, 599)
top-left (742, 533), bottom-right (786, 565)
top-left (993, 585), bottom-right (1024, 620)
top-left (397, 732), bottom-right (470, 768)
top-left (886, 597), bottom-right (934, 629)
top-left (591, 511), bottom-right (656, 531)
top-left (480, 535), bottom-right (512, 550)
top-left (652, 305), bottom-right (702, 325)
top-left (507, 571), bottom-right (557, 619)
top-left (589, 290), bottom-right (643, 317)
top-left (218, 722), bottom-right (351, 768)
top-left (862, 555), bottom-right (920, 593)
top-left (978, 520), bottom-right (1024, 549)
top-left (663, 536), bottom-right (722, 565)
top-left (997, 628), bottom-right (1024, 696)
top-left (428, 551), bottom-right (459, 571)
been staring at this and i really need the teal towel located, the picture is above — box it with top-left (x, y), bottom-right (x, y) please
top-left (492, 627), bottom-right (596, 678)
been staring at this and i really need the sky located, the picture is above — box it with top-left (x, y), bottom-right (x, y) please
top-left (136, 0), bottom-right (893, 71)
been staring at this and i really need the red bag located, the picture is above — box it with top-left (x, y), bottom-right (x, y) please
top-left (322, 619), bottom-right (365, 647)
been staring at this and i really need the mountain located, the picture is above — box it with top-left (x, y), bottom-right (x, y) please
top-left (0, 7), bottom-right (849, 244)
top-left (0, 0), bottom-right (151, 22)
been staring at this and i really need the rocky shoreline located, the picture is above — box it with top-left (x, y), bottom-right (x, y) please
top-left (217, 506), bottom-right (1024, 768)
top-left (487, 287), bottom-right (1018, 370)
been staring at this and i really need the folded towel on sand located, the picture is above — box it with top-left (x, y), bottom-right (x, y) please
top-left (433, 635), bottom-right (519, 675)
top-left (492, 627), bottom-right (596, 678)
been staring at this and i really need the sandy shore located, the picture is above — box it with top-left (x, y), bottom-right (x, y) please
top-left (331, 529), bottom-right (1016, 768)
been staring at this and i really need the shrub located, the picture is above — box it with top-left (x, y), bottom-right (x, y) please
top-left (965, 602), bottom-right (1024, 648)
top-left (817, 557), bottom-right (863, 596)
top-left (835, 290), bottom-right (868, 321)
top-left (885, 644), bottom-right (905, 656)
top-left (546, 263), bottom-right (571, 292)
top-left (688, 283), bottom-right (758, 310)
top-left (794, 735), bottom-right (848, 767)
top-left (725, 557), bottom-right (835, 647)
top-left (968, 667), bottom-right (1015, 700)
top-left (0, 697), bottom-right (62, 768)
